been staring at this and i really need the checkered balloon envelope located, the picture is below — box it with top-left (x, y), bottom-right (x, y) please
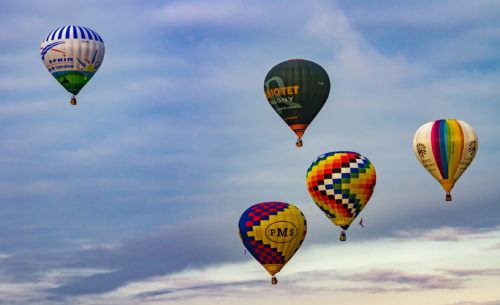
top-left (306, 151), bottom-right (376, 239)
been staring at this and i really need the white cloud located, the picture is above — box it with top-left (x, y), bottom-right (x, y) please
top-left (346, 1), bottom-right (500, 27)
top-left (43, 226), bottom-right (500, 304)
top-left (152, 1), bottom-right (264, 27)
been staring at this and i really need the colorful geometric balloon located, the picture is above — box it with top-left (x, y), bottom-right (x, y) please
top-left (238, 202), bottom-right (307, 284)
top-left (306, 151), bottom-right (376, 241)
top-left (41, 25), bottom-right (105, 105)
top-left (413, 119), bottom-right (478, 201)
top-left (264, 59), bottom-right (331, 147)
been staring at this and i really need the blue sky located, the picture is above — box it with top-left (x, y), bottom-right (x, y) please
top-left (0, 0), bottom-right (499, 304)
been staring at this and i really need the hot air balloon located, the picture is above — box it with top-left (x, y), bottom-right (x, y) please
top-left (264, 59), bottom-right (331, 147)
top-left (306, 151), bottom-right (376, 241)
top-left (413, 119), bottom-right (478, 201)
top-left (238, 202), bottom-right (307, 284)
top-left (41, 25), bottom-right (105, 105)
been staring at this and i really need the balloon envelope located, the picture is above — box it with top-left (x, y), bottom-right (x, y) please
top-left (264, 59), bottom-right (330, 145)
top-left (413, 119), bottom-right (478, 200)
top-left (306, 151), bottom-right (376, 231)
top-left (238, 202), bottom-right (307, 277)
top-left (41, 25), bottom-right (105, 97)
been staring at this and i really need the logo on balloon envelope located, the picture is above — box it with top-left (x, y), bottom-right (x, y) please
top-left (265, 221), bottom-right (297, 243)
top-left (264, 76), bottom-right (301, 114)
top-left (416, 143), bottom-right (427, 159)
top-left (468, 141), bottom-right (477, 155)
top-left (40, 25), bottom-right (106, 101)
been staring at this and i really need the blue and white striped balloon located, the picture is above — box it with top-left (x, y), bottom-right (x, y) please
top-left (41, 25), bottom-right (105, 103)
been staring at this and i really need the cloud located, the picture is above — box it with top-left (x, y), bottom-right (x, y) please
top-left (345, 1), bottom-right (500, 27)
top-left (444, 301), bottom-right (500, 305)
top-left (42, 213), bottom-right (242, 296)
top-left (285, 268), bottom-right (466, 293)
top-left (305, 1), bottom-right (424, 94)
top-left (484, 243), bottom-right (500, 251)
top-left (439, 268), bottom-right (500, 278)
top-left (133, 280), bottom-right (263, 300)
top-left (338, 269), bottom-right (464, 290)
top-left (1, 224), bottom-right (498, 303)
top-left (392, 226), bottom-right (500, 242)
top-left (152, 1), bottom-right (259, 27)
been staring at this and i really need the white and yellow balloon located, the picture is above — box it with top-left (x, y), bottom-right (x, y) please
top-left (413, 119), bottom-right (478, 201)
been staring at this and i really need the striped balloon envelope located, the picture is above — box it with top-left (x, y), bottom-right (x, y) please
top-left (413, 119), bottom-right (478, 201)
top-left (306, 151), bottom-right (376, 241)
top-left (238, 202), bottom-right (307, 284)
top-left (41, 25), bottom-right (105, 105)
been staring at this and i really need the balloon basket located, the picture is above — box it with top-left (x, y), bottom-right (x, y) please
top-left (70, 96), bottom-right (77, 105)
top-left (339, 231), bottom-right (346, 242)
top-left (446, 193), bottom-right (452, 201)
top-left (296, 139), bottom-right (303, 147)
top-left (271, 276), bottom-right (278, 285)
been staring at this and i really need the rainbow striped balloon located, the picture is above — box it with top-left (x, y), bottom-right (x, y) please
top-left (413, 119), bottom-right (478, 201)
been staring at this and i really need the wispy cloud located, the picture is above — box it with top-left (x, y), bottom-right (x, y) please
top-left (133, 280), bottom-right (263, 300)
top-left (393, 226), bottom-right (500, 242)
top-left (439, 268), bottom-right (500, 278)
top-left (345, 1), bottom-right (500, 27)
top-left (484, 243), bottom-right (500, 251)
top-left (338, 269), bottom-right (464, 290)
top-left (444, 300), bottom-right (500, 305)
top-left (41, 213), bottom-right (242, 296)
top-left (152, 1), bottom-right (263, 27)
top-left (284, 268), bottom-right (466, 293)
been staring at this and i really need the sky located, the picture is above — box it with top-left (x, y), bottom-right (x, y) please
top-left (0, 0), bottom-right (499, 304)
